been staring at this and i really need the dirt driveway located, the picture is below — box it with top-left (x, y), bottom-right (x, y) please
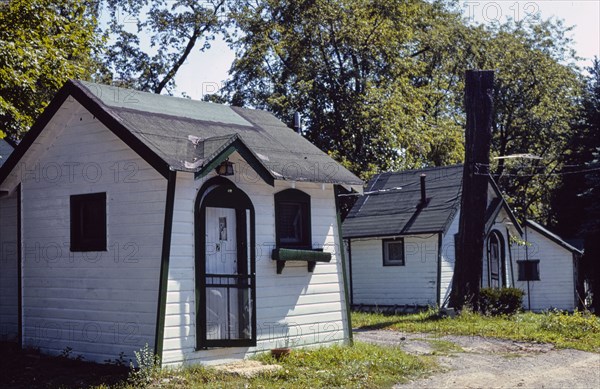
top-left (355, 329), bottom-right (600, 389)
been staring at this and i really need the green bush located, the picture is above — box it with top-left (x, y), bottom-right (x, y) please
top-left (479, 287), bottom-right (524, 315)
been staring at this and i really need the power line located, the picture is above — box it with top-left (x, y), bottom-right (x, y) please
top-left (473, 166), bottom-right (600, 177)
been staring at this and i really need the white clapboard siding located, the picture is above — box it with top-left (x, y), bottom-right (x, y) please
top-left (350, 234), bottom-right (439, 307)
top-left (0, 190), bottom-right (18, 341)
top-left (512, 227), bottom-right (576, 311)
top-left (161, 152), bottom-right (349, 366)
top-left (439, 211), bottom-right (459, 307)
top-left (19, 99), bottom-right (167, 363)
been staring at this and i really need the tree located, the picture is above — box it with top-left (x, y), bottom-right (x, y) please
top-left (583, 148), bottom-right (600, 312)
top-left (224, 0), bottom-right (465, 179)
top-left (0, 0), bottom-right (102, 139)
top-left (551, 58), bottom-right (600, 237)
top-left (100, 0), bottom-right (227, 94)
top-left (450, 70), bottom-right (494, 311)
top-left (552, 58), bottom-right (600, 311)
top-left (479, 19), bottom-right (582, 222)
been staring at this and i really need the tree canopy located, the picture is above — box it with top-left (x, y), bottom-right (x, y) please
top-left (0, 0), bottom-right (589, 229)
top-left (481, 20), bottom-right (582, 222)
top-left (99, 0), bottom-right (228, 94)
top-left (224, 0), bottom-right (467, 179)
top-left (551, 58), bottom-right (600, 237)
top-left (223, 1), bottom-right (583, 221)
top-left (0, 0), bottom-right (101, 139)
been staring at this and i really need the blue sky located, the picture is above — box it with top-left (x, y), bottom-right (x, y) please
top-left (137, 1), bottom-right (599, 100)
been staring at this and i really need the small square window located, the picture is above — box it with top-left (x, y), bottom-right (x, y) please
top-left (275, 189), bottom-right (311, 249)
top-left (278, 202), bottom-right (307, 245)
top-left (70, 192), bottom-right (107, 252)
top-left (517, 260), bottom-right (540, 281)
top-left (383, 238), bottom-right (404, 266)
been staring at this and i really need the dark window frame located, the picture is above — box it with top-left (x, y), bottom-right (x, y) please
top-left (382, 238), bottom-right (405, 266)
top-left (517, 260), bottom-right (540, 281)
top-left (274, 189), bottom-right (311, 250)
top-left (70, 192), bottom-right (107, 252)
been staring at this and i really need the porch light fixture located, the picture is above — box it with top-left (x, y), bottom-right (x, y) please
top-left (215, 159), bottom-right (234, 176)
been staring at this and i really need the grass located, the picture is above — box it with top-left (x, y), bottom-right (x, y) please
top-left (105, 342), bottom-right (436, 389)
top-left (424, 339), bottom-right (464, 355)
top-left (352, 308), bottom-right (600, 352)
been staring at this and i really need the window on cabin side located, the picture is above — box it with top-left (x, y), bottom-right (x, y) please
top-left (383, 238), bottom-right (405, 266)
top-left (70, 192), bottom-right (107, 252)
top-left (517, 260), bottom-right (540, 281)
top-left (274, 189), bottom-right (311, 249)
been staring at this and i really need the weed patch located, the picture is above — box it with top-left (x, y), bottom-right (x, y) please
top-left (353, 309), bottom-right (600, 352)
top-left (425, 339), bottom-right (464, 355)
top-left (110, 342), bottom-right (435, 389)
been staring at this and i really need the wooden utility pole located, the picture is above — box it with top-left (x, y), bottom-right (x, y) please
top-left (450, 70), bottom-right (494, 310)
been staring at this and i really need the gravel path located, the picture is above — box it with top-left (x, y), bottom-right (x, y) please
top-left (354, 329), bottom-right (600, 389)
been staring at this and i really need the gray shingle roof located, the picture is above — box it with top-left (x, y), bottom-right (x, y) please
top-left (343, 165), bottom-right (463, 238)
top-left (76, 81), bottom-right (362, 185)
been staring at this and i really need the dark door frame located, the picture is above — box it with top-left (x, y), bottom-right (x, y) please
top-left (487, 230), bottom-right (506, 288)
top-left (194, 177), bottom-right (256, 349)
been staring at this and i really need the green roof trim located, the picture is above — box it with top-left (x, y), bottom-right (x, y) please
top-left (193, 135), bottom-right (275, 186)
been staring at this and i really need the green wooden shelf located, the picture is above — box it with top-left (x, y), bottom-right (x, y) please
top-left (271, 248), bottom-right (332, 274)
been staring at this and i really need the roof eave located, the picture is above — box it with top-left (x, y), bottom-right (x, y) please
top-left (343, 230), bottom-right (444, 240)
top-left (488, 175), bottom-right (524, 236)
top-left (194, 136), bottom-right (275, 186)
top-left (0, 80), bottom-right (173, 186)
top-left (526, 220), bottom-right (583, 255)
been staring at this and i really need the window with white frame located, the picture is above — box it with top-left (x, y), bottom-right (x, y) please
top-left (382, 238), bottom-right (404, 266)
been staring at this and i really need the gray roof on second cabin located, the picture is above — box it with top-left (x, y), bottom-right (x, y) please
top-left (343, 165), bottom-right (463, 238)
top-left (0, 139), bottom-right (14, 168)
top-left (75, 81), bottom-right (362, 185)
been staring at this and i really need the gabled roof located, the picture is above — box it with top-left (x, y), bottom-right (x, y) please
top-left (526, 220), bottom-right (583, 255)
top-left (0, 138), bottom-right (14, 168)
top-left (0, 80), bottom-right (362, 186)
top-left (342, 164), bottom-right (524, 239)
top-left (487, 176), bottom-right (523, 235)
top-left (343, 165), bottom-right (463, 238)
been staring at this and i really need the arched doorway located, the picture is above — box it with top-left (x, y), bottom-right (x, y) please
top-left (194, 177), bottom-right (256, 348)
top-left (487, 230), bottom-right (506, 288)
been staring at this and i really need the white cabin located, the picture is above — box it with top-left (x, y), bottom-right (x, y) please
top-left (343, 166), bottom-right (522, 308)
top-left (512, 220), bottom-right (582, 311)
top-left (0, 80), bottom-right (363, 366)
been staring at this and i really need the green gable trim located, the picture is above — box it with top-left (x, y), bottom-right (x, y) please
top-left (71, 81), bottom-right (172, 179)
top-left (0, 85), bottom-right (71, 186)
top-left (334, 185), bottom-right (353, 345)
top-left (17, 184), bottom-right (22, 349)
top-left (0, 80), bottom-right (172, 186)
top-left (194, 137), bottom-right (275, 186)
top-left (436, 233), bottom-right (443, 307)
top-left (154, 170), bottom-right (177, 359)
